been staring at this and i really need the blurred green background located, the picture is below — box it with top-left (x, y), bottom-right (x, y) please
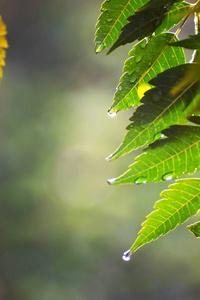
top-left (0, 0), bottom-right (200, 299)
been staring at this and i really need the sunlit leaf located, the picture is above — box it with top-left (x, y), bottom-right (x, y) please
top-left (107, 0), bottom-right (189, 54)
top-left (129, 179), bottom-right (200, 255)
top-left (187, 221), bottom-right (200, 238)
top-left (108, 65), bottom-right (200, 161)
top-left (94, 0), bottom-right (149, 53)
top-left (0, 16), bottom-right (8, 79)
top-left (154, 1), bottom-right (191, 35)
top-left (108, 34), bottom-right (185, 113)
top-left (108, 125), bottom-right (200, 185)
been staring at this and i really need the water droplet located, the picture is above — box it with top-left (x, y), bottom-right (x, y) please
top-left (162, 172), bottom-right (173, 181)
top-left (118, 85), bottom-right (122, 90)
top-left (107, 177), bottom-right (116, 184)
top-left (107, 111), bottom-right (117, 118)
top-left (135, 55), bottom-right (142, 63)
top-left (130, 74), bottom-right (137, 83)
top-left (122, 249), bottom-right (131, 261)
top-left (107, 18), bottom-right (113, 22)
top-left (153, 132), bottom-right (162, 141)
top-left (105, 153), bottom-right (113, 161)
top-left (134, 177), bottom-right (147, 184)
top-left (140, 40), bottom-right (146, 49)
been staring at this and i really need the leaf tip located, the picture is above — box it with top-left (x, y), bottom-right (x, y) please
top-left (95, 42), bottom-right (104, 54)
top-left (107, 177), bottom-right (116, 185)
top-left (105, 153), bottom-right (113, 162)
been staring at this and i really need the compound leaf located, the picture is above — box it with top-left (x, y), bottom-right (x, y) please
top-left (129, 179), bottom-right (200, 255)
top-left (108, 125), bottom-right (200, 185)
top-left (107, 0), bottom-right (190, 54)
top-left (94, 0), bottom-right (149, 54)
top-left (108, 64), bottom-right (200, 161)
top-left (187, 221), bottom-right (200, 238)
top-left (154, 1), bottom-right (191, 35)
top-left (108, 33), bottom-right (185, 113)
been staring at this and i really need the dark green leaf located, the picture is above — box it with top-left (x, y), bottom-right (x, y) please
top-left (108, 33), bottom-right (185, 113)
top-left (107, 0), bottom-right (188, 54)
top-left (108, 64), bottom-right (200, 161)
top-left (108, 125), bottom-right (200, 185)
top-left (187, 116), bottom-right (200, 125)
top-left (169, 34), bottom-right (200, 50)
top-left (154, 1), bottom-right (191, 35)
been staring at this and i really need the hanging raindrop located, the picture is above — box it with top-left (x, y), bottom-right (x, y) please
top-left (122, 249), bottom-right (131, 261)
top-left (162, 172), bottom-right (173, 181)
top-left (105, 153), bottom-right (113, 161)
top-left (107, 111), bottom-right (117, 118)
top-left (107, 177), bottom-right (116, 184)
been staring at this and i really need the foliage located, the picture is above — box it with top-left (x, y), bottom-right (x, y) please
top-left (0, 16), bottom-right (8, 79)
top-left (95, 0), bottom-right (200, 259)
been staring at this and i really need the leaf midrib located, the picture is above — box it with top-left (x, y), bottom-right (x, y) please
top-left (130, 182), bottom-right (200, 253)
top-left (98, 0), bottom-right (132, 50)
top-left (116, 81), bottom-right (197, 155)
top-left (111, 3), bottom-right (191, 111)
top-left (119, 131), bottom-right (200, 182)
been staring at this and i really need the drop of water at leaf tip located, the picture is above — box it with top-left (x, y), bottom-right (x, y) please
top-left (105, 153), bottom-right (113, 161)
top-left (107, 111), bottom-right (117, 118)
top-left (107, 177), bottom-right (116, 184)
top-left (122, 249), bottom-right (131, 261)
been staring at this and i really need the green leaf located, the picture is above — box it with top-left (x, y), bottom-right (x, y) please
top-left (154, 1), bottom-right (191, 35)
top-left (108, 64), bottom-right (200, 161)
top-left (169, 34), bottom-right (200, 50)
top-left (107, 0), bottom-right (189, 54)
top-left (108, 125), bottom-right (200, 185)
top-left (128, 179), bottom-right (200, 255)
top-left (187, 221), bottom-right (200, 238)
top-left (108, 33), bottom-right (185, 113)
top-left (94, 0), bottom-right (149, 53)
